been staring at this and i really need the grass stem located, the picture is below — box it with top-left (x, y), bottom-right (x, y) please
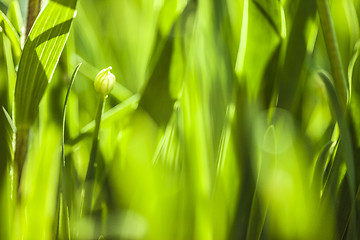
top-left (26, 0), bottom-right (41, 37)
top-left (316, 0), bottom-right (347, 108)
top-left (83, 96), bottom-right (105, 214)
top-left (14, 128), bottom-right (29, 200)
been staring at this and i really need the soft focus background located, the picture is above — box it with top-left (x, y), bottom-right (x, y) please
top-left (0, 0), bottom-right (360, 239)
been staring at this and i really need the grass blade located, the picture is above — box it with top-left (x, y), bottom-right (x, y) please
top-left (318, 71), bottom-right (357, 239)
top-left (0, 107), bottom-right (14, 240)
top-left (0, 9), bottom-right (21, 60)
top-left (312, 140), bottom-right (333, 197)
top-left (61, 63), bottom-right (81, 204)
top-left (15, 0), bottom-right (78, 130)
top-left (139, 31), bottom-right (175, 127)
top-left (0, 107), bottom-right (14, 177)
top-left (57, 63), bottom-right (81, 239)
top-left (317, 0), bottom-right (348, 107)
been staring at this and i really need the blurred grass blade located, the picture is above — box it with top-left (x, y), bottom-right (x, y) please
top-left (312, 140), bottom-right (333, 196)
top-left (0, 2), bottom-right (7, 13)
top-left (0, 107), bottom-right (14, 240)
top-left (83, 95), bottom-right (106, 215)
top-left (246, 125), bottom-right (276, 240)
top-left (57, 194), bottom-right (71, 240)
top-left (318, 71), bottom-right (355, 194)
top-left (318, 71), bottom-right (357, 239)
top-left (236, 0), bottom-right (282, 97)
top-left (348, 41), bottom-right (360, 98)
top-left (14, 0), bottom-right (78, 130)
top-left (252, 0), bottom-right (281, 36)
top-left (57, 63), bottom-right (81, 239)
top-left (139, 31), bottom-right (175, 126)
top-left (7, 1), bottom-right (23, 35)
top-left (278, 0), bottom-right (316, 109)
top-left (79, 94), bottom-right (140, 136)
top-left (0, 9), bottom-right (21, 60)
top-left (317, 0), bottom-right (348, 107)
top-left (0, 107), bottom-right (14, 170)
top-left (3, 34), bottom-right (17, 111)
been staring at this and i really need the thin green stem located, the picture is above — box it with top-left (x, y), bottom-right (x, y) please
top-left (14, 128), bottom-right (29, 200)
top-left (316, 0), bottom-right (347, 108)
top-left (83, 96), bottom-right (105, 214)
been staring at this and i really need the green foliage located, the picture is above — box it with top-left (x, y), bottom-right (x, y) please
top-left (14, 0), bottom-right (77, 129)
top-left (1, 0), bottom-right (360, 239)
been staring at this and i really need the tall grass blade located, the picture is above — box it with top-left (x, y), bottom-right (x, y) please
top-left (139, 32), bottom-right (175, 126)
top-left (317, 0), bottom-right (348, 107)
top-left (84, 95), bottom-right (105, 214)
top-left (7, 1), bottom-right (23, 36)
top-left (312, 140), bottom-right (333, 197)
top-left (3, 34), bottom-right (16, 111)
top-left (348, 41), bottom-right (360, 99)
top-left (0, 107), bottom-right (14, 176)
top-left (0, 107), bottom-right (14, 240)
top-left (55, 63), bottom-right (81, 240)
top-left (318, 71), bottom-right (357, 239)
top-left (278, 0), bottom-right (316, 110)
top-left (61, 63), bottom-right (81, 204)
top-left (0, 9), bottom-right (21, 60)
top-left (14, 0), bottom-right (77, 130)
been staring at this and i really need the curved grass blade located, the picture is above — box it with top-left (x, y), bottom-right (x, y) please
top-left (3, 33), bottom-right (17, 112)
top-left (318, 71), bottom-right (357, 239)
top-left (0, 107), bottom-right (14, 177)
top-left (278, 0), bottom-right (316, 109)
top-left (61, 63), bottom-right (81, 203)
top-left (14, 0), bottom-right (78, 130)
top-left (56, 63), bottom-right (81, 240)
top-left (0, 9), bottom-right (21, 60)
top-left (252, 0), bottom-right (281, 36)
top-left (139, 30), bottom-right (175, 127)
top-left (348, 41), bottom-right (360, 99)
top-left (7, 1), bottom-right (23, 35)
top-left (246, 125), bottom-right (276, 240)
top-left (312, 140), bottom-right (333, 197)
top-left (83, 95), bottom-right (105, 214)
top-left (77, 94), bottom-right (140, 139)
top-left (0, 107), bottom-right (14, 240)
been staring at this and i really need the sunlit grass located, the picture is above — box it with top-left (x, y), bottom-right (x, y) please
top-left (0, 0), bottom-right (359, 239)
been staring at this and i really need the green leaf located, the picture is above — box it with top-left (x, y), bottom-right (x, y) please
top-left (14, 0), bottom-right (78, 130)
top-left (246, 125), bottom-right (276, 240)
top-left (0, 9), bottom-right (21, 60)
top-left (318, 71), bottom-right (357, 240)
top-left (312, 140), bottom-right (333, 197)
top-left (139, 32), bottom-right (175, 126)
top-left (3, 32), bottom-right (16, 111)
top-left (348, 41), bottom-right (360, 98)
top-left (0, 107), bottom-right (14, 240)
top-left (57, 63), bottom-right (81, 239)
top-left (0, 107), bottom-right (14, 180)
top-left (235, 0), bottom-right (282, 97)
top-left (252, 0), bottom-right (282, 36)
top-left (277, 0), bottom-right (316, 110)
top-left (7, 1), bottom-right (23, 35)
top-left (79, 94), bottom-right (140, 137)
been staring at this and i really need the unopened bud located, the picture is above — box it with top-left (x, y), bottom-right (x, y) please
top-left (94, 66), bottom-right (115, 96)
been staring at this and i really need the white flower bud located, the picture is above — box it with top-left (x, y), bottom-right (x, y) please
top-left (94, 66), bottom-right (115, 96)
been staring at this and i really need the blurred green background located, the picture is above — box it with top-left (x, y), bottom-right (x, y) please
top-left (1, 0), bottom-right (360, 239)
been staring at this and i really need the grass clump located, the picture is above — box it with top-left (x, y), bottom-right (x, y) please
top-left (0, 0), bottom-right (360, 239)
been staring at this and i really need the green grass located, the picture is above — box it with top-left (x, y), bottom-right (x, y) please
top-left (0, 0), bottom-right (360, 239)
